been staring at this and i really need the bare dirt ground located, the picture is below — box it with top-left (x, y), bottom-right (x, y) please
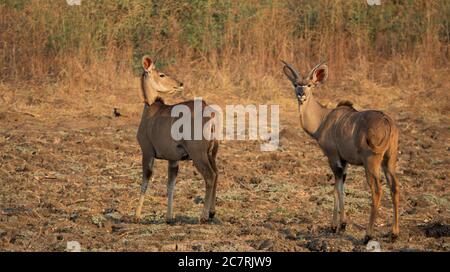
top-left (0, 77), bottom-right (449, 252)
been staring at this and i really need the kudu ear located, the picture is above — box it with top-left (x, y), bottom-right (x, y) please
top-left (310, 63), bottom-right (328, 85)
top-left (281, 60), bottom-right (299, 83)
top-left (142, 56), bottom-right (153, 71)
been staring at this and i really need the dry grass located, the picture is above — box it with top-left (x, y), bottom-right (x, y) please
top-left (1, 0), bottom-right (449, 86)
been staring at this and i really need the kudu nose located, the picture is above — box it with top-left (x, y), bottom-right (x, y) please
top-left (295, 86), bottom-right (304, 98)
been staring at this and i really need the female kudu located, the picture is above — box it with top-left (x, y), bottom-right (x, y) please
top-left (282, 61), bottom-right (400, 243)
top-left (134, 56), bottom-right (219, 223)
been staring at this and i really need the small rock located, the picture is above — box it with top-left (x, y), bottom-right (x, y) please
top-left (104, 212), bottom-right (122, 222)
top-left (366, 240), bottom-right (381, 252)
top-left (282, 228), bottom-right (297, 240)
top-left (257, 239), bottom-right (274, 250)
top-left (263, 222), bottom-right (275, 230)
top-left (66, 241), bottom-right (81, 252)
top-left (306, 239), bottom-right (330, 252)
top-left (192, 243), bottom-right (204, 251)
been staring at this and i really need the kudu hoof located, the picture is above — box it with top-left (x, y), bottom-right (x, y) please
top-left (209, 211), bottom-right (215, 219)
top-left (165, 218), bottom-right (175, 225)
top-left (340, 222), bottom-right (347, 232)
top-left (133, 216), bottom-right (142, 224)
top-left (363, 235), bottom-right (373, 245)
top-left (390, 233), bottom-right (399, 242)
top-left (330, 226), bottom-right (338, 233)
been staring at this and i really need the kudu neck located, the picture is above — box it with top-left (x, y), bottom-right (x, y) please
top-left (299, 95), bottom-right (331, 138)
top-left (141, 77), bottom-right (159, 105)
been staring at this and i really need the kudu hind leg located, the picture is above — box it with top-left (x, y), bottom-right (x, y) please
top-left (332, 183), bottom-right (339, 232)
top-left (208, 142), bottom-right (219, 219)
top-left (135, 155), bottom-right (154, 221)
top-left (193, 157), bottom-right (216, 223)
top-left (341, 168), bottom-right (347, 230)
top-left (383, 154), bottom-right (400, 240)
top-left (166, 161), bottom-right (179, 224)
top-left (364, 155), bottom-right (383, 243)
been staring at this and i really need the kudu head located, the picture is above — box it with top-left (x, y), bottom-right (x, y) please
top-left (281, 60), bottom-right (328, 105)
top-left (141, 55), bottom-right (184, 98)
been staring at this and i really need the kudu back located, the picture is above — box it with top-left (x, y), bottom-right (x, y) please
top-left (135, 56), bottom-right (219, 223)
top-left (282, 61), bottom-right (400, 243)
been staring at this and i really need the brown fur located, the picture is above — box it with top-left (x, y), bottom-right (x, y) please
top-left (135, 56), bottom-right (219, 223)
top-left (282, 61), bottom-right (400, 243)
top-left (336, 100), bottom-right (354, 108)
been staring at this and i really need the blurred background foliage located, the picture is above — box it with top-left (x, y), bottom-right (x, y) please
top-left (0, 0), bottom-right (448, 86)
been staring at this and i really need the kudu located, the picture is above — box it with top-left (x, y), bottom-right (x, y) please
top-left (282, 61), bottom-right (400, 243)
top-left (135, 56), bottom-right (219, 223)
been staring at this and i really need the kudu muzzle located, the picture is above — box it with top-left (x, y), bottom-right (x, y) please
top-left (294, 84), bottom-right (306, 104)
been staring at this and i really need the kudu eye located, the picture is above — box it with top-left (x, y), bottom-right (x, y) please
top-left (159, 74), bottom-right (165, 78)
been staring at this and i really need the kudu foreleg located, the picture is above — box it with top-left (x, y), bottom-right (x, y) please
top-left (166, 161), bottom-right (179, 223)
top-left (208, 173), bottom-right (218, 219)
top-left (135, 155), bottom-right (155, 221)
top-left (330, 160), bottom-right (347, 233)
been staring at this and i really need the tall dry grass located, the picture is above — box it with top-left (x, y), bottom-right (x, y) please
top-left (0, 0), bottom-right (448, 98)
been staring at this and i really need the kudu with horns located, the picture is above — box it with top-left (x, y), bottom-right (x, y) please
top-left (134, 56), bottom-right (219, 223)
top-left (282, 61), bottom-right (400, 243)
